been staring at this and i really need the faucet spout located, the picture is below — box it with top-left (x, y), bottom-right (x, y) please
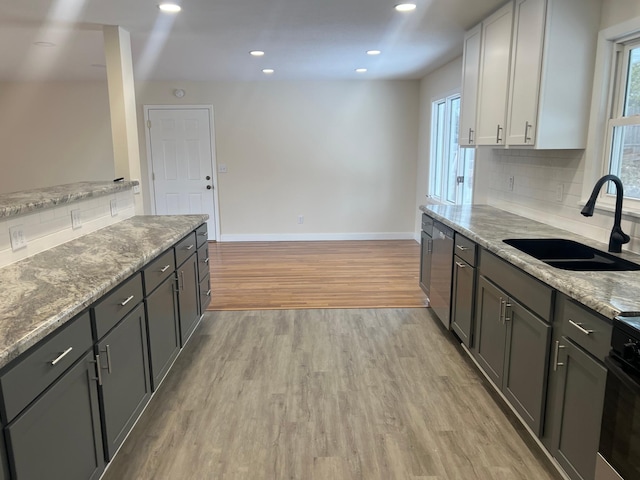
top-left (581, 174), bottom-right (630, 253)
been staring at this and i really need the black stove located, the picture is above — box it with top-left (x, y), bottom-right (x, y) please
top-left (611, 317), bottom-right (640, 374)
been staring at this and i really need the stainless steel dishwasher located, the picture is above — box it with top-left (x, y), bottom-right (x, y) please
top-left (430, 220), bottom-right (454, 329)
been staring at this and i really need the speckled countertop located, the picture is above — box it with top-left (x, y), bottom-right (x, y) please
top-left (0, 181), bottom-right (138, 218)
top-left (421, 204), bottom-right (640, 320)
top-left (0, 214), bottom-right (207, 369)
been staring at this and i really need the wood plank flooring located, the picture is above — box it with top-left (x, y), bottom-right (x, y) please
top-left (207, 240), bottom-right (427, 310)
top-left (102, 308), bottom-right (561, 480)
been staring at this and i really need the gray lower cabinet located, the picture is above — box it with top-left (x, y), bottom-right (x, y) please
top-left (145, 274), bottom-right (180, 391)
top-left (5, 353), bottom-right (105, 480)
top-left (451, 256), bottom-right (475, 346)
top-left (177, 254), bottom-right (200, 346)
top-left (97, 303), bottom-right (151, 460)
top-left (473, 275), bottom-right (550, 435)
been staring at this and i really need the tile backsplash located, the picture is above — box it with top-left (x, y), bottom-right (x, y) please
top-left (0, 190), bottom-right (135, 267)
top-left (484, 148), bottom-right (640, 254)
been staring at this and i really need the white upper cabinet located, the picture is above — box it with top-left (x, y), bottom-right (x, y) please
top-left (462, 0), bottom-right (601, 149)
top-left (475, 2), bottom-right (514, 146)
top-left (459, 24), bottom-right (482, 147)
top-left (506, 0), bottom-right (601, 148)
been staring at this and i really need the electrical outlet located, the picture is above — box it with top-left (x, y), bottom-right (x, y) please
top-left (218, 164), bottom-right (228, 173)
top-left (297, 215), bottom-right (304, 224)
top-left (71, 209), bottom-right (82, 229)
top-left (508, 176), bottom-right (515, 192)
top-left (556, 183), bottom-right (564, 202)
top-left (9, 225), bottom-right (27, 251)
top-left (110, 199), bottom-right (118, 217)
top-left (132, 182), bottom-right (140, 194)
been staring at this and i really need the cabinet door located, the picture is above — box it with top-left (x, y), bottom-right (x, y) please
top-left (506, 0), bottom-right (546, 146)
top-left (451, 257), bottom-right (475, 347)
top-left (98, 303), bottom-right (151, 460)
top-left (502, 297), bottom-right (551, 436)
top-left (476, 2), bottom-right (513, 145)
top-left (419, 231), bottom-right (432, 297)
top-left (473, 276), bottom-right (507, 387)
top-left (146, 274), bottom-right (180, 391)
top-left (551, 339), bottom-right (607, 480)
top-left (177, 254), bottom-right (200, 346)
top-left (459, 24), bottom-right (482, 147)
top-left (6, 353), bottom-right (105, 480)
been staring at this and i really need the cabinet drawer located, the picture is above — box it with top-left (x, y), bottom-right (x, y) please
top-left (92, 273), bottom-right (143, 339)
top-left (143, 249), bottom-right (175, 295)
top-left (421, 214), bottom-right (434, 236)
top-left (197, 244), bottom-right (209, 282)
top-left (479, 249), bottom-right (553, 322)
top-left (175, 232), bottom-right (197, 267)
top-left (0, 311), bottom-right (93, 423)
top-left (559, 295), bottom-right (612, 362)
top-left (199, 275), bottom-right (211, 313)
top-left (196, 223), bottom-right (208, 248)
top-left (454, 233), bottom-right (477, 266)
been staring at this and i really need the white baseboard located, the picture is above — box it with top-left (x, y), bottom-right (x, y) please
top-left (219, 232), bottom-right (416, 242)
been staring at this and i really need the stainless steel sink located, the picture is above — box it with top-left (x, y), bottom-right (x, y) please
top-left (503, 238), bottom-right (640, 271)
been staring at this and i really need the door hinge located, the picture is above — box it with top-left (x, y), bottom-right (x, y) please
top-left (456, 176), bottom-right (464, 185)
top-left (147, 120), bottom-right (152, 129)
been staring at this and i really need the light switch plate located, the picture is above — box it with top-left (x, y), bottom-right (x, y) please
top-left (218, 164), bottom-right (228, 173)
top-left (9, 225), bottom-right (27, 251)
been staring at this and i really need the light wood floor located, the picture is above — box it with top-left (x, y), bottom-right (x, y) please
top-left (102, 308), bottom-right (561, 480)
top-left (207, 241), bottom-right (427, 310)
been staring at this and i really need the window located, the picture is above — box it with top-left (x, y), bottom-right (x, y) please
top-left (430, 94), bottom-right (474, 204)
top-left (607, 37), bottom-right (640, 199)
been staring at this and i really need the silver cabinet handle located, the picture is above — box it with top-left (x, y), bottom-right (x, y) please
top-left (105, 345), bottom-right (112, 374)
top-left (51, 347), bottom-right (73, 366)
top-left (180, 271), bottom-right (185, 291)
top-left (569, 319), bottom-right (594, 336)
top-left (456, 244), bottom-right (468, 251)
top-left (198, 231), bottom-right (207, 236)
top-left (468, 128), bottom-right (474, 144)
top-left (498, 297), bottom-right (505, 323)
top-left (427, 239), bottom-right (432, 254)
top-left (525, 121), bottom-right (532, 143)
top-left (553, 341), bottom-right (566, 371)
top-left (204, 257), bottom-right (210, 264)
top-left (496, 124), bottom-right (503, 143)
top-left (504, 301), bottom-right (512, 323)
top-left (92, 354), bottom-right (103, 385)
top-left (120, 295), bottom-right (134, 306)
top-left (455, 261), bottom-right (466, 268)
top-left (186, 244), bottom-right (194, 250)
top-left (160, 264), bottom-right (171, 273)
top-left (206, 289), bottom-right (211, 296)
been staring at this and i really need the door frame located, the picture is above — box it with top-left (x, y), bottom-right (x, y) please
top-left (143, 104), bottom-right (221, 241)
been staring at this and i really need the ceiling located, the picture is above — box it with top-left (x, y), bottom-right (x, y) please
top-left (0, 0), bottom-right (505, 82)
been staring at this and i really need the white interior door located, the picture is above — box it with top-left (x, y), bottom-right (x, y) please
top-left (147, 107), bottom-right (217, 240)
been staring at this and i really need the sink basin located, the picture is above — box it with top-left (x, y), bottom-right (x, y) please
top-left (503, 238), bottom-right (640, 271)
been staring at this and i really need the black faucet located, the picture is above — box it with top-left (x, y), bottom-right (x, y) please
top-left (581, 174), bottom-right (630, 253)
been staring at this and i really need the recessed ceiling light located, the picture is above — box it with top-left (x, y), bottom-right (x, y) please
top-left (355, 68), bottom-right (368, 73)
top-left (158, 3), bottom-right (181, 13)
top-left (262, 68), bottom-right (275, 74)
top-left (33, 41), bottom-right (56, 47)
top-left (395, 3), bottom-right (417, 12)
top-left (250, 50), bottom-right (265, 57)
top-left (367, 50), bottom-right (381, 56)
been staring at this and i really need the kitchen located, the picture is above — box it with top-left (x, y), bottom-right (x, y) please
top-left (1, 0), bottom-right (640, 479)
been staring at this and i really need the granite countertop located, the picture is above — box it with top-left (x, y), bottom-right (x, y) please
top-left (0, 214), bottom-right (207, 369)
top-left (0, 181), bottom-right (139, 218)
top-left (421, 204), bottom-right (640, 320)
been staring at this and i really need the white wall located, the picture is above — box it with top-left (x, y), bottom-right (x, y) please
top-left (136, 81), bottom-right (420, 240)
top-left (0, 82), bottom-right (114, 194)
top-left (478, 1), bottom-right (640, 253)
top-left (414, 57), bottom-right (463, 238)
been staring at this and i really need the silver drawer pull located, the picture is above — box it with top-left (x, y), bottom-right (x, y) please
top-left (553, 341), bottom-right (566, 371)
top-left (204, 258), bottom-right (210, 264)
top-left (569, 319), bottom-right (594, 336)
top-left (206, 289), bottom-right (211, 296)
top-left (455, 261), bottom-right (466, 268)
top-left (186, 244), bottom-right (195, 250)
top-left (106, 345), bottom-right (113, 374)
top-left (120, 295), bottom-right (134, 306)
top-left (51, 347), bottom-right (73, 366)
top-left (456, 244), bottom-right (468, 251)
top-left (198, 231), bottom-right (207, 236)
top-left (160, 265), bottom-right (171, 273)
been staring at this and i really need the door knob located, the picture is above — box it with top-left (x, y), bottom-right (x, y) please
top-left (206, 176), bottom-right (211, 180)
top-left (206, 185), bottom-right (212, 190)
